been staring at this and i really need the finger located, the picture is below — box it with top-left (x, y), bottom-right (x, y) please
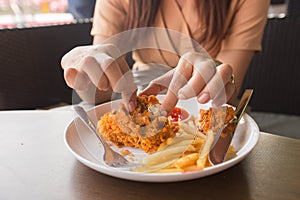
top-left (84, 56), bottom-right (110, 90)
top-left (100, 58), bottom-right (137, 112)
top-left (139, 69), bottom-right (174, 96)
top-left (100, 57), bottom-right (137, 112)
top-left (90, 43), bottom-right (131, 76)
top-left (198, 64), bottom-right (233, 104)
top-left (64, 67), bottom-right (90, 90)
top-left (139, 82), bottom-right (167, 96)
top-left (89, 45), bottom-right (138, 111)
top-left (89, 45), bottom-right (137, 111)
top-left (89, 52), bottom-right (131, 93)
top-left (212, 81), bottom-right (235, 107)
top-left (178, 59), bottom-right (216, 99)
top-left (61, 46), bottom-right (90, 69)
top-left (61, 46), bottom-right (110, 91)
top-left (162, 58), bottom-right (193, 112)
top-left (102, 58), bottom-right (137, 95)
top-left (122, 87), bottom-right (137, 112)
top-left (115, 56), bottom-right (138, 112)
top-left (116, 55), bottom-right (132, 74)
top-left (80, 56), bottom-right (110, 91)
top-left (86, 44), bottom-right (130, 92)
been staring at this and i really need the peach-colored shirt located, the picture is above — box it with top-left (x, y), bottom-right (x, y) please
top-left (91, 0), bottom-right (269, 70)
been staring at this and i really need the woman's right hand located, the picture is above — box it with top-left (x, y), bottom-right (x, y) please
top-left (61, 44), bottom-right (137, 111)
top-left (140, 52), bottom-right (235, 113)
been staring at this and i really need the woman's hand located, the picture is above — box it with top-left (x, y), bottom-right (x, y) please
top-left (61, 44), bottom-right (137, 111)
top-left (140, 52), bottom-right (235, 112)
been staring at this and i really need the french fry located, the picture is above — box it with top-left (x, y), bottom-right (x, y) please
top-left (157, 137), bottom-right (175, 151)
top-left (174, 153), bottom-right (199, 169)
top-left (197, 132), bottom-right (207, 139)
top-left (179, 121), bottom-right (197, 135)
top-left (165, 138), bottom-right (194, 149)
top-left (180, 119), bottom-right (207, 139)
top-left (135, 109), bottom-right (235, 173)
top-left (185, 144), bottom-right (196, 152)
top-left (156, 133), bottom-right (192, 152)
top-left (143, 143), bottom-right (192, 165)
top-left (152, 167), bottom-right (184, 173)
top-left (176, 132), bottom-right (196, 140)
top-left (196, 129), bottom-right (214, 169)
top-left (191, 138), bottom-right (205, 151)
top-left (134, 159), bottom-right (178, 173)
top-left (183, 164), bottom-right (202, 172)
top-left (193, 137), bottom-right (205, 145)
top-left (187, 119), bottom-right (196, 127)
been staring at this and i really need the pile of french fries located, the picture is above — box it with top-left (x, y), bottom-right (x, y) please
top-left (134, 117), bottom-right (216, 173)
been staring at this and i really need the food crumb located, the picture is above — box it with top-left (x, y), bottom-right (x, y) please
top-left (121, 149), bottom-right (131, 156)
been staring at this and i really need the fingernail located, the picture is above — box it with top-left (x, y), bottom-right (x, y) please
top-left (98, 84), bottom-right (109, 91)
top-left (198, 93), bottom-right (210, 103)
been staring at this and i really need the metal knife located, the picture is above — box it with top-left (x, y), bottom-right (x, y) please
top-left (208, 89), bottom-right (253, 165)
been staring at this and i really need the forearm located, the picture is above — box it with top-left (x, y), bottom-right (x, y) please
top-left (216, 50), bottom-right (254, 105)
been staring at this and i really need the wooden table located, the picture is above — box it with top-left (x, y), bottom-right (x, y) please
top-left (0, 110), bottom-right (299, 200)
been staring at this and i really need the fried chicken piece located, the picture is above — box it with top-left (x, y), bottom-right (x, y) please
top-left (97, 95), bottom-right (178, 153)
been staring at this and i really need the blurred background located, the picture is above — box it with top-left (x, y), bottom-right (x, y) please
top-left (0, 0), bottom-right (73, 28)
top-left (0, 0), bottom-right (296, 29)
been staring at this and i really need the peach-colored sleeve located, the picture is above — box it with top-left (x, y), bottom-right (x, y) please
top-left (221, 0), bottom-right (270, 52)
top-left (91, 0), bottom-right (128, 37)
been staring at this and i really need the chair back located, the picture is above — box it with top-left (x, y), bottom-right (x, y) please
top-left (0, 22), bottom-right (93, 110)
top-left (241, 17), bottom-right (300, 115)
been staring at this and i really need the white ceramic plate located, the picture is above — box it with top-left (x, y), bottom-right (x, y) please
top-left (64, 96), bottom-right (259, 182)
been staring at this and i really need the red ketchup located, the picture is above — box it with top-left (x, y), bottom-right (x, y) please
top-left (168, 107), bottom-right (190, 123)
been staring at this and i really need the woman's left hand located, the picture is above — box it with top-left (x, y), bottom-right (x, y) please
top-left (140, 52), bottom-right (235, 112)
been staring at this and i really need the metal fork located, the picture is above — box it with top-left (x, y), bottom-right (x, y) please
top-left (72, 105), bottom-right (130, 168)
